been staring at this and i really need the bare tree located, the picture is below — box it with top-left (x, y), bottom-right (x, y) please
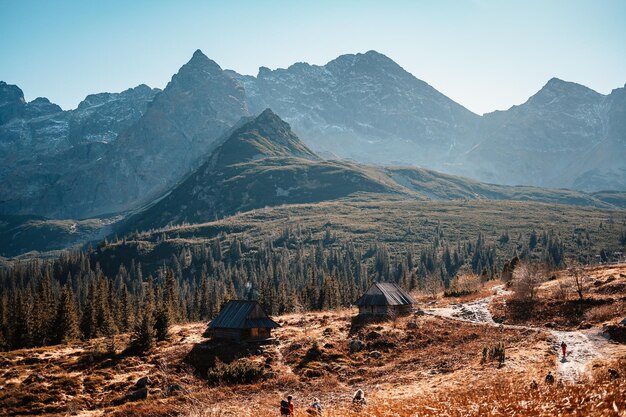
top-left (423, 272), bottom-right (443, 299)
top-left (568, 261), bottom-right (587, 301)
top-left (512, 262), bottom-right (545, 303)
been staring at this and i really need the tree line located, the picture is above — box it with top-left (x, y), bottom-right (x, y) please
top-left (0, 224), bottom-right (613, 351)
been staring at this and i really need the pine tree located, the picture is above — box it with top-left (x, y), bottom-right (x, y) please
top-left (132, 302), bottom-right (156, 352)
top-left (154, 304), bottom-right (170, 341)
top-left (55, 285), bottom-right (80, 344)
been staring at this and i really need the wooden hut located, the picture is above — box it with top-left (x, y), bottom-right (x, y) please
top-left (207, 300), bottom-right (280, 342)
top-left (354, 282), bottom-right (415, 318)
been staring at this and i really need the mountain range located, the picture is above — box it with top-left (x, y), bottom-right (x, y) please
top-left (0, 49), bottom-right (624, 223)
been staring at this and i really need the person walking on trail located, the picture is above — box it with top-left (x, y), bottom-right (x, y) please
top-left (545, 371), bottom-right (555, 385)
top-left (280, 395), bottom-right (294, 416)
top-left (352, 389), bottom-right (367, 406)
top-left (561, 341), bottom-right (567, 359)
top-left (307, 398), bottom-right (323, 415)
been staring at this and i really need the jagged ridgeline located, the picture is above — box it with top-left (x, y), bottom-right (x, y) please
top-left (2, 50), bottom-right (626, 221)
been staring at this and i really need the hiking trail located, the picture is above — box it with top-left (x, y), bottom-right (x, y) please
top-left (423, 285), bottom-right (616, 381)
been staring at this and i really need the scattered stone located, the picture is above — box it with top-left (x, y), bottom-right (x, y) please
top-left (406, 321), bottom-right (418, 329)
top-left (124, 387), bottom-right (148, 403)
top-left (134, 376), bottom-right (150, 389)
top-left (369, 350), bottom-right (382, 359)
top-left (23, 373), bottom-right (45, 384)
top-left (365, 331), bottom-right (381, 340)
top-left (608, 368), bottom-right (620, 380)
top-left (578, 322), bottom-right (592, 330)
top-left (167, 384), bottom-right (184, 395)
top-left (322, 328), bottom-right (333, 336)
top-left (349, 339), bottom-right (365, 353)
top-left (545, 322), bottom-right (557, 328)
top-left (3, 369), bottom-right (19, 379)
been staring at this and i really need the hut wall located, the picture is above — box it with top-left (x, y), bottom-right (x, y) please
top-left (213, 328), bottom-right (244, 341)
top-left (392, 304), bottom-right (413, 316)
top-left (358, 304), bottom-right (413, 317)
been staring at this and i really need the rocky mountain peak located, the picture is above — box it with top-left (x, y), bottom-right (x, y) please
top-left (326, 50), bottom-right (406, 77)
top-left (0, 81), bottom-right (27, 124)
top-left (529, 77), bottom-right (603, 107)
top-left (214, 109), bottom-right (318, 166)
top-left (180, 49), bottom-right (222, 74)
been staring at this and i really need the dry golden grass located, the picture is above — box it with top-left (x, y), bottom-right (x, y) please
top-left (1, 266), bottom-right (625, 416)
top-left (490, 264), bottom-right (626, 330)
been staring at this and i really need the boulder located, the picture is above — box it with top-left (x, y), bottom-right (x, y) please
top-left (167, 384), bottom-right (184, 395)
top-left (349, 339), bottom-right (365, 353)
top-left (365, 331), bottom-right (381, 340)
top-left (369, 351), bottom-right (382, 359)
top-left (127, 387), bottom-right (148, 402)
top-left (134, 376), bottom-right (150, 389)
top-left (23, 373), bottom-right (45, 384)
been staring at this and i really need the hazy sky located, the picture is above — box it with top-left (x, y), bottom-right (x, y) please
top-left (1, 0), bottom-right (625, 114)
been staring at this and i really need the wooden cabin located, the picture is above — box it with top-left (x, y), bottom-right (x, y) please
top-left (207, 300), bottom-right (280, 342)
top-left (354, 282), bottom-right (415, 318)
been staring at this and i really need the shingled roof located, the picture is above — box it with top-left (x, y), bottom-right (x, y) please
top-left (208, 300), bottom-right (280, 329)
top-left (354, 282), bottom-right (415, 306)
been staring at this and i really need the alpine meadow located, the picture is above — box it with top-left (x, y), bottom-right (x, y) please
top-left (1, 1), bottom-right (625, 416)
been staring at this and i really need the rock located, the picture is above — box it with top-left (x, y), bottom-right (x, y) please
top-left (406, 321), bottom-right (418, 329)
top-left (608, 368), bottom-right (620, 380)
top-left (369, 351), bottom-right (382, 359)
top-left (3, 369), bottom-right (19, 379)
top-left (365, 331), bottom-right (381, 340)
top-left (349, 339), bottom-right (365, 353)
top-left (23, 373), bottom-right (45, 384)
top-left (167, 384), bottom-right (184, 395)
top-left (322, 327), bottom-right (333, 336)
top-left (125, 387), bottom-right (148, 402)
top-left (578, 322), bottom-right (592, 330)
top-left (545, 322), bottom-right (557, 328)
top-left (414, 309), bottom-right (425, 316)
top-left (134, 376), bottom-right (150, 389)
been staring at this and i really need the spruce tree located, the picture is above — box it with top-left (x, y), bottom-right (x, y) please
top-left (154, 304), bottom-right (170, 341)
top-left (55, 285), bottom-right (80, 344)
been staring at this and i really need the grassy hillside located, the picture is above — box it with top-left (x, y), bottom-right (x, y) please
top-left (104, 198), bottom-right (626, 277)
top-left (0, 215), bottom-right (116, 258)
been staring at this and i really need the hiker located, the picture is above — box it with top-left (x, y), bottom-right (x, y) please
top-left (307, 398), bottom-right (323, 415)
top-left (352, 389), bottom-right (367, 406)
top-left (561, 341), bottom-right (567, 358)
top-left (280, 395), bottom-right (294, 416)
top-left (545, 371), bottom-right (555, 385)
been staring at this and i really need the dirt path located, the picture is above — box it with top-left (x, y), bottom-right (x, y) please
top-left (423, 285), bottom-right (615, 382)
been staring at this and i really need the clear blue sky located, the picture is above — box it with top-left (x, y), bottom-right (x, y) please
top-left (1, 0), bottom-right (625, 114)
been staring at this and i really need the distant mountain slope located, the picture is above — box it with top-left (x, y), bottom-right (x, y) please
top-left (122, 109), bottom-right (411, 232)
top-left (0, 214), bottom-right (117, 257)
top-left (1, 51), bottom-right (624, 222)
top-left (0, 50), bottom-right (250, 218)
top-left (123, 109), bottom-right (619, 234)
top-left (457, 79), bottom-right (626, 191)
top-left (0, 82), bottom-right (160, 217)
top-left (227, 50), bottom-right (479, 169)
